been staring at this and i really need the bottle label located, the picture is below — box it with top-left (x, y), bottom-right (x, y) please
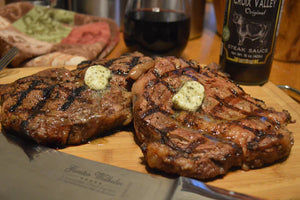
top-left (221, 0), bottom-right (283, 64)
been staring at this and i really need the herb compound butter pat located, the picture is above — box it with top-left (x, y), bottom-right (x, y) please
top-left (84, 65), bottom-right (111, 90)
top-left (172, 81), bottom-right (205, 111)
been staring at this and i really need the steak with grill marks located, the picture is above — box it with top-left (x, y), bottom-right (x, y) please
top-left (77, 51), bottom-right (155, 89)
top-left (0, 52), bottom-right (154, 147)
top-left (132, 56), bottom-right (294, 179)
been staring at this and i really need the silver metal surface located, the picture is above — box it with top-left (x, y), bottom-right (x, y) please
top-left (70, 0), bottom-right (127, 28)
top-left (0, 131), bottom-right (260, 200)
top-left (171, 177), bottom-right (262, 200)
top-left (0, 47), bottom-right (19, 72)
top-left (277, 85), bottom-right (300, 103)
top-left (0, 132), bottom-right (174, 200)
top-left (277, 85), bottom-right (300, 96)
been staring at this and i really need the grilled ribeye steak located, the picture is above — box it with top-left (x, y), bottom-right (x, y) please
top-left (0, 52), bottom-right (153, 147)
top-left (77, 51), bottom-right (154, 90)
top-left (132, 56), bottom-right (294, 179)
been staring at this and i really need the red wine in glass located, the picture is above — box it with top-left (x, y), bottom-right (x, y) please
top-left (124, 8), bottom-right (190, 56)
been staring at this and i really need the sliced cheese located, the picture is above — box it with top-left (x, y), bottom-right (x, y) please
top-left (84, 65), bottom-right (111, 90)
top-left (172, 81), bottom-right (205, 111)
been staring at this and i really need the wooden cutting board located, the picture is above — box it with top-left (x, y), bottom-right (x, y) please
top-left (0, 67), bottom-right (299, 200)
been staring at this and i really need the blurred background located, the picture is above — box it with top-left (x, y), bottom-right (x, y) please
top-left (2, 0), bottom-right (299, 63)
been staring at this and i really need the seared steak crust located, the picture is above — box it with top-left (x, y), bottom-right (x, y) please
top-left (0, 52), bottom-right (153, 147)
top-left (77, 51), bottom-right (154, 90)
top-left (0, 67), bottom-right (131, 147)
top-left (132, 56), bottom-right (294, 179)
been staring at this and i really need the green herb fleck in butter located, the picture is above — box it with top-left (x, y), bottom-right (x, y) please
top-left (172, 81), bottom-right (205, 111)
top-left (84, 65), bottom-right (111, 90)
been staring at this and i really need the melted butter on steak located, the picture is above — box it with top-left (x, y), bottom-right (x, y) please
top-left (172, 81), bottom-right (205, 111)
top-left (84, 65), bottom-right (111, 90)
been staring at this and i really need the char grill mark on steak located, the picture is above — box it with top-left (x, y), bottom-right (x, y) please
top-left (211, 94), bottom-right (255, 119)
top-left (148, 61), bottom-right (290, 129)
top-left (227, 119), bottom-right (279, 146)
top-left (137, 96), bottom-right (237, 158)
top-left (130, 56), bottom-right (140, 67)
top-left (20, 85), bottom-right (56, 134)
top-left (30, 85), bottom-right (55, 116)
top-left (182, 111), bottom-right (287, 148)
top-left (140, 91), bottom-right (172, 119)
top-left (138, 108), bottom-right (240, 159)
top-left (109, 56), bottom-right (141, 76)
top-left (112, 68), bottom-right (128, 76)
top-left (193, 70), bottom-right (286, 125)
top-left (148, 63), bottom-right (260, 122)
top-left (78, 60), bottom-right (93, 65)
top-left (60, 86), bottom-right (86, 111)
top-left (149, 67), bottom-right (200, 94)
top-left (7, 77), bottom-right (57, 134)
top-left (104, 58), bottom-right (117, 68)
top-left (9, 79), bottom-right (42, 112)
top-left (79, 56), bottom-right (141, 77)
top-left (241, 122), bottom-right (270, 138)
top-left (77, 52), bottom-right (154, 90)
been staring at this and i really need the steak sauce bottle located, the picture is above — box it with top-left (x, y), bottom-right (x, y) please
top-left (219, 0), bottom-right (284, 85)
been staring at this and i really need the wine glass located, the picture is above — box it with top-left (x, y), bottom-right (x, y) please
top-left (123, 0), bottom-right (191, 56)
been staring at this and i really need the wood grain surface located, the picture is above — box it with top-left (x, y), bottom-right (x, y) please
top-left (0, 2), bottom-right (299, 200)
